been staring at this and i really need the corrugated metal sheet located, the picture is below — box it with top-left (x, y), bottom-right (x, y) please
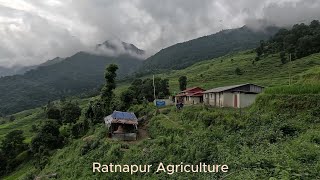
top-left (111, 111), bottom-right (137, 120)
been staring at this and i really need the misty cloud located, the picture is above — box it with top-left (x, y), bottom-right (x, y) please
top-left (0, 0), bottom-right (320, 67)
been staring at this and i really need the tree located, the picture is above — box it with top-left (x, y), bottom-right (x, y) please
top-left (178, 76), bottom-right (187, 91)
top-left (101, 64), bottom-right (118, 115)
top-left (86, 100), bottom-right (105, 124)
top-left (0, 130), bottom-right (27, 159)
top-left (0, 150), bottom-right (7, 176)
top-left (280, 51), bottom-right (287, 64)
top-left (310, 20), bottom-right (320, 29)
top-left (159, 79), bottom-right (170, 98)
top-left (46, 106), bottom-right (61, 120)
top-left (61, 101), bottom-right (82, 124)
top-left (235, 67), bottom-right (243, 75)
top-left (120, 89), bottom-right (135, 110)
top-left (30, 120), bottom-right (62, 154)
top-left (8, 116), bottom-right (15, 122)
top-left (255, 47), bottom-right (263, 57)
top-left (129, 79), bottom-right (144, 103)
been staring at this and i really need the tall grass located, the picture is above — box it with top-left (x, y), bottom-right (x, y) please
top-left (264, 84), bottom-right (320, 95)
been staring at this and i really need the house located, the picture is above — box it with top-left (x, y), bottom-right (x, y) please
top-left (203, 83), bottom-right (264, 108)
top-left (175, 87), bottom-right (205, 105)
top-left (104, 111), bottom-right (138, 141)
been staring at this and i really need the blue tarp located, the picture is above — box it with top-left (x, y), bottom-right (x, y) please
top-left (111, 111), bottom-right (137, 120)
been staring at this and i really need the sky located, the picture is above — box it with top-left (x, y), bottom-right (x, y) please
top-left (0, 0), bottom-right (320, 67)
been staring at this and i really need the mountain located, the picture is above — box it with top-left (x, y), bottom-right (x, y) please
top-left (39, 57), bottom-right (65, 67)
top-left (96, 40), bottom-right (145, 56)
top-left (0, 65), bottom-right (36, 77)
top-left (0, 57), bottom-right (64, 77)
top-left (141, 26), bottom-right (279, 72)
top-left (0, 41), bottom-right (143, 115)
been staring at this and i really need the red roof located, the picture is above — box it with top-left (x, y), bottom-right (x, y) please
top-left (188, 92), bottom-right (204, 97)
top-left (176, 87), bottom-right (205, 97)
top-left (182, 87), bottom-right (205, 93)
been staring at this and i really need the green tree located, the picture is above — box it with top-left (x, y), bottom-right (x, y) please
top-left (8, 116), bottom-right (15, 122)
top-left (101, 64), bottom-right (118, 115)
top-left (0, 150), bottom-right (7, 175)
top-left (61, 101), bottom-right (81, 124)
top-left (1, 130), bottom-right (27, 159)
top-left (159, 79), bottom-right (170, 97)
top-left (280, 51), bottom-right (287, 64)
top-left (30, 120), bottom-right (62, 154)
top-left (178, 76), bottom-right (187, 91)
top-left (120, 89), bottom-right (135, 110)
top-left (46, 106), bottom-right (61, 120)
top-left (129, 79), bottom-right (144, 103)
top-left (141, 78), bottom-right (154, 102)
top-left (235, 67), bottom-right (243, 75)
top-left (86, 100), bottom-right (105, 124)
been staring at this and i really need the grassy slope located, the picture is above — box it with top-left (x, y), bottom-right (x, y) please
top-left (152, 50), bottom-right (320, 93)
top-left (2, 50), bottom-right (320, 179)
top-left (38, 101), bottom-right (320, 179)
top-left (0, 109), bottom-right (43, 143)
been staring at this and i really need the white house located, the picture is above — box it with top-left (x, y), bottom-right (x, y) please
top-left (203, 83), bottom-right (264, 108)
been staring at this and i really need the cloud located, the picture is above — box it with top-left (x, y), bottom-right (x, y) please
top-left (0, 0), bottom-right (320, 67)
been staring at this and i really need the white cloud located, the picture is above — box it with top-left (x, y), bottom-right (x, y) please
top-left (0, 0), bottom-right (320, 67)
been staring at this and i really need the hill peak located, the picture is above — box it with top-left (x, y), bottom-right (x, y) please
top-left (95, 39), bottom-right (145, 58)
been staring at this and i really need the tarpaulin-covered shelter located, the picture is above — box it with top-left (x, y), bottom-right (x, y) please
top-left (104, 111), bottom-right (138, 141)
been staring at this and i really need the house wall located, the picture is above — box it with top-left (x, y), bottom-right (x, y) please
top-left (204, 93), bottom-right (209, 104)
top-left (239, 93), bottom-right (257, 108)
top-left (204, 92), bottom-right (257, 108)
top-left (217, 92), bottom-right (223, 107)
top-left (191, 97), bottom-right (202, 104)
top-left (204, 93), bottom-right (215, 106)
top-left (183, 96), bottom-right (200, 105)
top-left (222, 92), bottom-right (234, 107)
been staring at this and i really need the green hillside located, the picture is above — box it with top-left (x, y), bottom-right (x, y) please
top-left (0, 52), bottom-right (142, 115)
top-left (148, 50), bottom-right (320, 93)
top-left (140, 26), bottom-right (279, 72)
top-left (1, 48), bottom-right (320, 179)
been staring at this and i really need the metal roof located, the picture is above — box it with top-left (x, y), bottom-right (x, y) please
top-left (181, 87), bottom-right (205, 93)
top-left (203, 83), bottom-right (263, 93)
top-left (111, 111), bottom-right (137, 121)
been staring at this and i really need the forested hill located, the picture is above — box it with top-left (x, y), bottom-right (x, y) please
top-left (0, 50), bottom-right (142, 115)
top-left (140, 26), bottom-right (279, 73)
top-left (255, 20), bottom-right (320, 62)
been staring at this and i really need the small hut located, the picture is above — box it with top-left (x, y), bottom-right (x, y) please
top-left (104, 111), bottom-right (138, 141)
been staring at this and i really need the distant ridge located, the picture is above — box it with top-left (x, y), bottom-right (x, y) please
top-left (140, 25), bottom-right (279, 72)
